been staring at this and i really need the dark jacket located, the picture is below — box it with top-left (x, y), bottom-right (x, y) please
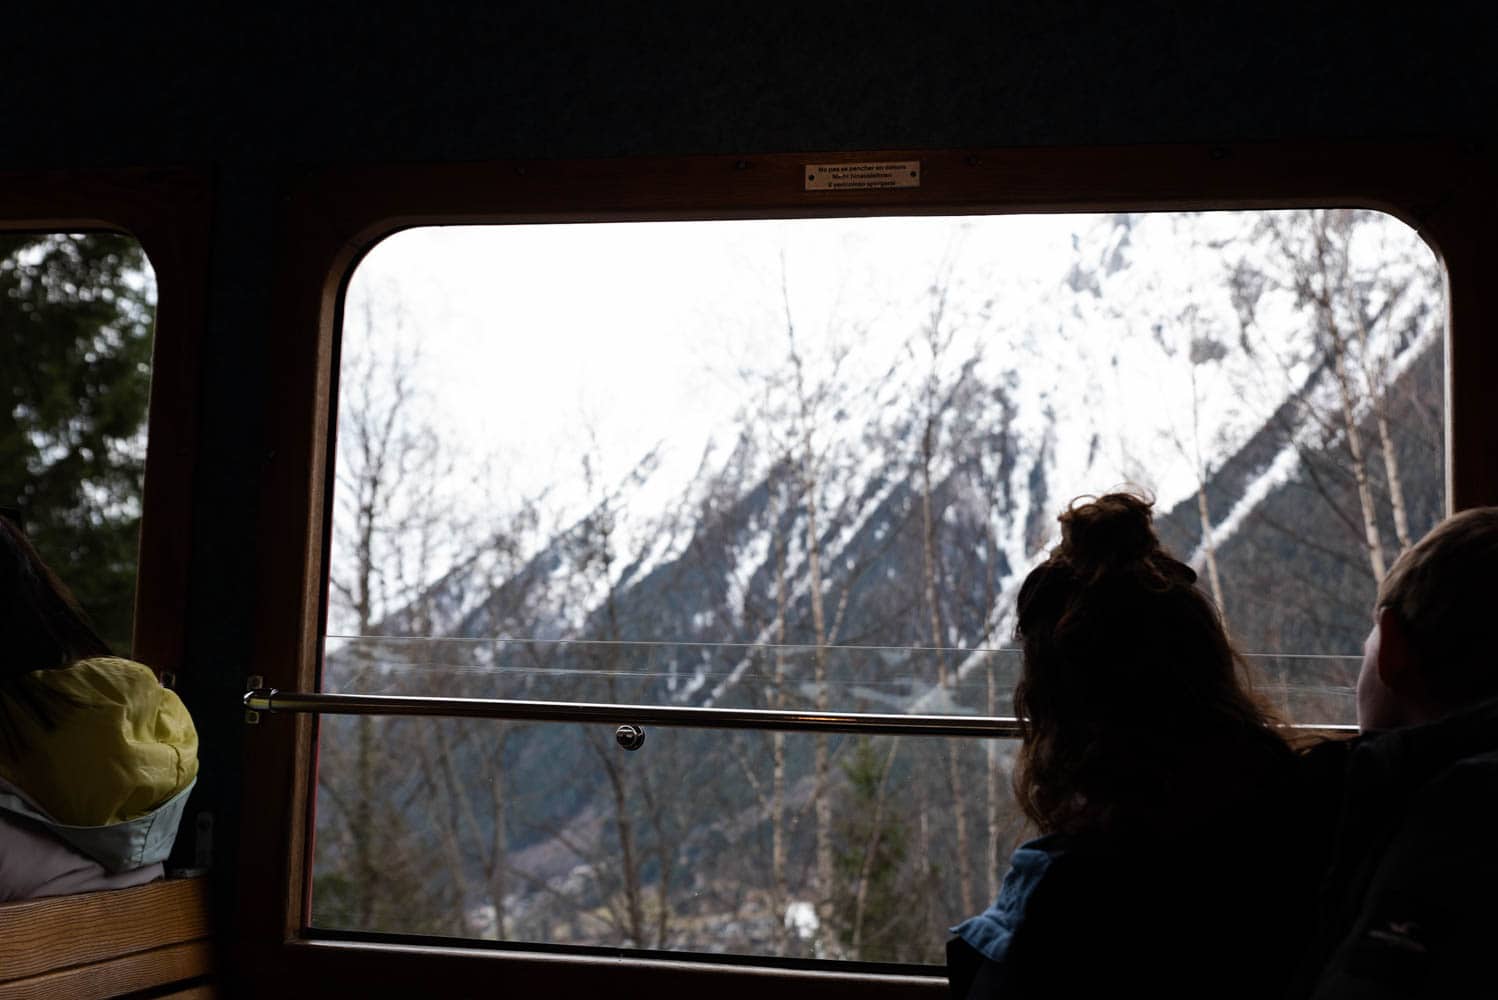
top-left (949, 802), bottom-right (1319, 999)
top-left (1289, 699), bottom-right (1498, 999)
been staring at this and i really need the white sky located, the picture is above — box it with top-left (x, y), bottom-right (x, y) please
top-left (348, 216), bottom-right (1121, 520)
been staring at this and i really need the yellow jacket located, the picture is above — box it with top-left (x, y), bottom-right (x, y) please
top-left (0, 657), bottom-right (198, 826)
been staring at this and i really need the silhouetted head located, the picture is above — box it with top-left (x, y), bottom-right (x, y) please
top-left (1012, 492), bottom-right (1289, 836)
top-left (0, 512), bottom-right (110, 680)
top-left (1358, 506), bottom-right (1498, 729)
top-left (0, 512), bottom-right (110, 753)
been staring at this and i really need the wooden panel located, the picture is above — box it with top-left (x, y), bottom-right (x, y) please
top-left (0, 878), bottom-right (211, 983)
top-left (0, 941), bottom-right (213, 1000)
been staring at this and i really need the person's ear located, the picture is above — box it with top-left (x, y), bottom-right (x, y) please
top-left (1376, 607), bottom-right (1419, 697)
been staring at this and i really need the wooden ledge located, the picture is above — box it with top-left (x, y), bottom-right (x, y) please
top-left (0, 877), bottom-right (212, 994)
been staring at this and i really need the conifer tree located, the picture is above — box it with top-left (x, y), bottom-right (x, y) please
top-left (0, 233), bottom-right (155, 652)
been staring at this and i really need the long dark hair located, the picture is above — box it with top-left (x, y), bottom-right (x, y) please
top-left (0, 512), bottom-right (112, 756)
top-left (1011, 492), bottom-right (1292, 837)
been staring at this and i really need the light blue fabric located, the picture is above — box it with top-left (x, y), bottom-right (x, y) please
top-left (950, 835), bottom-right (1067, 963)
top-left (0, 776), bottom-right (194, 874)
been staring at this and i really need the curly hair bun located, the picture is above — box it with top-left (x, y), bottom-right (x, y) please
top-left (1056, 492), bottom-right (1162, 577)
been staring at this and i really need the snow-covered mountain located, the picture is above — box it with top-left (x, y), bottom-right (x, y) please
top-left (332, 210), bottom-right (1442, 714)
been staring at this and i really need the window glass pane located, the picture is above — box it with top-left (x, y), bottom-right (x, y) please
top-left (0, 232), bottom-right (156, 654)
top-left (314, 716), bottom-right (1010, 964)
top-left (314, 210), bottom-right (1446, 958)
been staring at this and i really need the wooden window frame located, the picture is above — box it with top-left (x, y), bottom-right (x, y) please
top-left (0, 168), bottom-right (210, 685)
top-left (242, 142), bottom-right (1498, 997)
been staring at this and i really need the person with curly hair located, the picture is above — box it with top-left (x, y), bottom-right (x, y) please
top-left (948, 492), bottom-right (1316, 998)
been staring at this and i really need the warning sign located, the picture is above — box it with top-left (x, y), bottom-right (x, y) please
top-left (804, 161), bottom-right (921, 191)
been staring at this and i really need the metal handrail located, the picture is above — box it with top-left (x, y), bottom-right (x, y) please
top-left (243, 688), bottom-right (1361, 738)
top-left (243, 688), bottom-right (1023, 737)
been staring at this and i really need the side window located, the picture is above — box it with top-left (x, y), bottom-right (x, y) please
top-left (308, 210), bottom-right (1444, 961)
top-left (0, 233), bottom-right (156, 653)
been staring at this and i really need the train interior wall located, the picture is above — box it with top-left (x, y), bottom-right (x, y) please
top-left (3, 1), bottom-right (1497, 967)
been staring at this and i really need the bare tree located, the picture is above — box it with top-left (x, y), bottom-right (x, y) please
top-left (317, 285), bottom-right (470, 933)
top-left (1210, 208), bottom-right (1444, 721)
top-left (742, 376), bottom-right (800, 951)
top-left (1249, 210), bottom-right (1436, 584)
top-left (1313, 221), bottom-right (1390, 584)
top-left (908, 261), bottom-right (978, 917)
top-left (782, 294), bottom-right (839, 956)
top-left (722, 254), bottom-right (866, 956)
top-left (769, 475), bottom-right (791, 948)
top-left (1332, 211), bottom-right (1415, 551)
top-left (728, 336), bottom-right (917, 956)
top-left (531, 444), bottom-right (689, 950)
top-left (1156, 304), bottom-right (1231, 617)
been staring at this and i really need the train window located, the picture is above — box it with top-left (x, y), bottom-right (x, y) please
top-left (307, 208), bottom-right (1445, 961)
top-left (0, 232), bottom-right (157, 654)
